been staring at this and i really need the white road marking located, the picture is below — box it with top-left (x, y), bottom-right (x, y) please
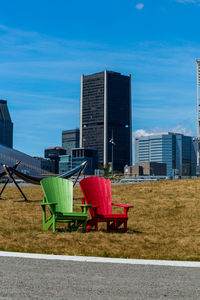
top-left (0, 251), bottom-right (200, 268)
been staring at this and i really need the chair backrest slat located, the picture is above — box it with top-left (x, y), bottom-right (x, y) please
top-left (79, 177), bottom-right (112, 216)
top-left (41, 177), bottom-right (73, 213)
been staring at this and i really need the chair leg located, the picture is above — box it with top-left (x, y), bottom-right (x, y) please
top-left (107, 221), bottom-right (116, 231)
top-left (75, 220), bottom-right (78, 228)
top-left (70, 220), bottom-right (76, 231)
top-left (107, 221), bottom-right (110, 232)
top-left (82, 219), bottom-right (87, 233)
top-left (95, 221), bottom-right (98, 231)
top-left (86, 225), bottom-right (92, 232)
top-left (43, 217), bottom-right (53, 231)
top-left (124, 221), bottom-right (127, 232)
top-left (52, 215), bottom-right (56, 232)
top-left (86, 219), bottom-right (95, 232)
top-left (115, 220), bottom-right (118, 230)
top-left (68, 221), bottom-right (72, 231)
top-left (42, 206), bottom-right (46, 226)
top-left (107, 220), bottom-right (127, 232)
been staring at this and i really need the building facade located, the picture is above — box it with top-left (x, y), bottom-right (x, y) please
top-left (124, 162), bottom-right (167, 176)
top-left (0, 100), bottom-right (13, 148)
top-left (59, 155), bottom-right (71, 174)
top-left (58, 148), bottom-right (99, 175)
top-left (135, 133), bottom-right (196, 177)
top-left (72, 148), bottom-right (98, 175)
top-left (62, 129), bottom-right (80, 155)
top-left (0, 144), bottom-right (49, 175)
top-left (44, 147), bottom-right (66, 174)
top-left (33, 157), bottom-right (55, 173)
top-left (80, 70), bottom-right (132, 172)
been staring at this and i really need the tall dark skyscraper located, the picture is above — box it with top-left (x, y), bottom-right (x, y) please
top-left (0, 100), bottom-right (13, 148)
top-left (80, 70), bottom-right (132, 171)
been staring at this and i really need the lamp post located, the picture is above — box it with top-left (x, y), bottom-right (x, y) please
top-left (109, 130), bottom-right (116, 176)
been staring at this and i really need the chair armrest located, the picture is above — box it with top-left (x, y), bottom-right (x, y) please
top-left (74, 204), bottom-right (92, 207)
top-left (80, 204), bottom-right (99, 214)
top-left (112, 203), bottom-right (133, 215)
top-left (74, 204), bottom-right (92, 213)
top-left (112, 203), bottom-right (133, 208)
top-left (40, 202), bottom-right (57, 206)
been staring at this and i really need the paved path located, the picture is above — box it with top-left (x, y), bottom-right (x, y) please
top-left (0, 252), bottom-right (200, 299)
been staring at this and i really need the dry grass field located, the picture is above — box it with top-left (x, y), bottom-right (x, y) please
top-left (1, 178), bottom-right (200, 261)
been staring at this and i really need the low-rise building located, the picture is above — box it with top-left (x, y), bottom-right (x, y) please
top-left (33, 157), bottom-right (55, 173)
top-left (44, 147), bottom-right (66, 174)
top-left (59, 155), bottom-right (71, 174)
top-left (124, 162), bottom-right (167, 176)
top-left (72, 148), bottom-right (98, 175)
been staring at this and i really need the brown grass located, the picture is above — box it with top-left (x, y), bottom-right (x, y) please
top-left (1, 178), bottom-right (200, 261)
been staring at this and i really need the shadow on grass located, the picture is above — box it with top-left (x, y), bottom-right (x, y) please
top-left (100, 229), bottom-right (143, 234)
top-left (14, 199), bottom-right (41, 203)
top-left (127, 229), bottom-right (143, 234)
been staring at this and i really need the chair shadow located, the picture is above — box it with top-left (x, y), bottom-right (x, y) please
top-left (0, 197), bottom-right (42, 203)
top-left (14, 199), bottom-right (42, 203)
top-left (101, 229), bottom-right (143, 234)
top-left (127, 229), bottom-right (143, 234)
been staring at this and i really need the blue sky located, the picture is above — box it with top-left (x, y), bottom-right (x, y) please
top-left (0, 0), bottom-right (200, 157)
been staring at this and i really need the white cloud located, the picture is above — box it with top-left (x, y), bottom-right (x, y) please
top-left (171, 125), bottom-right (193, 136)
top-left (133, 126), bottom-right (193, 140)
top-left (133, 129), bottom-right (161, 139)
top-left (135, 3), bottom-right (144, 10)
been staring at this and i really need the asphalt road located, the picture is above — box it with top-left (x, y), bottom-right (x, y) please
top-left (0, 256), bottom-right (200, 299)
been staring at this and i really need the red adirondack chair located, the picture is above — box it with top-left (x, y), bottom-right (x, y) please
top-left (79, 176), bottom-right (133, 232)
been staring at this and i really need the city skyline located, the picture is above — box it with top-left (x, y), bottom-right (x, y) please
top-left (0, 0), bottom-right (199, 157)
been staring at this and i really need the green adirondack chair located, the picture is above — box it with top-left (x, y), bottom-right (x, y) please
top-left (40, 177), bottom-right (90, 232)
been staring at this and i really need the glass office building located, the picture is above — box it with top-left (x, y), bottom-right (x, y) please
top-left (59, 155), bottom-right (71, 174)
top-left (0, 144), bottom-right (49, 175)
top-left (44, 147), bottom-right (66, 174)
top-left (62, 129), bottom-right (80, 155)
top-left (58, 148), bottom-right (99, 175)
top-left (135, 133), bottom-right (196, 177)
top-left (71, 148), bottom-right (98, 175)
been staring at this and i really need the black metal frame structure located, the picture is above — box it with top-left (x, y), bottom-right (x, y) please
top-left (0, 161), bottom-right (21, 199)
top-left (1, 161), bottom-right (88, 202)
